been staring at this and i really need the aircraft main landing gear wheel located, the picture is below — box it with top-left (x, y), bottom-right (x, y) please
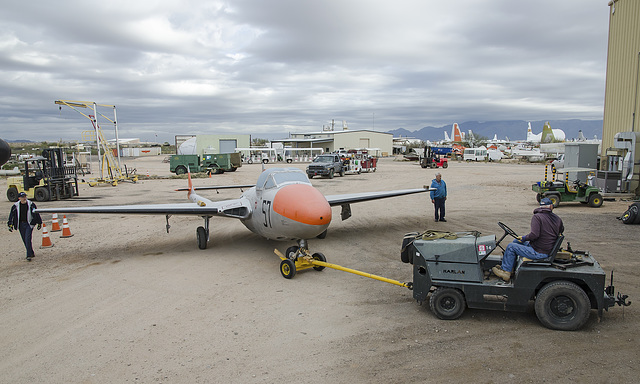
top-left (196, 226), bottom-right (208, 250)
top-left (312, 252), bottom-right (326, 271)
top-left (280, 259), bottom-right (296, 279)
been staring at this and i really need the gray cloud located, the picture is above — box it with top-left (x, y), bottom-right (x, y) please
top-left (0, 0), bottom-right (609, 142)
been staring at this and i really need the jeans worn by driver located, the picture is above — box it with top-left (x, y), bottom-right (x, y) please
top-left (501, 239), bottom-right (548, 272)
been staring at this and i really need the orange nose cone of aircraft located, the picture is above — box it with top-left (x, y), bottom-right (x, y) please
top-left (272, 184), bottom-right (332, 226)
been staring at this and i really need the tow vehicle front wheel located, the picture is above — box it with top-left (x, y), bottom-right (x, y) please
top-left (429, 287), bottom-right (466, 320)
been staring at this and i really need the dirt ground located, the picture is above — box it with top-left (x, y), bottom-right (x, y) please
top-left (1, 156), bottom-right (638, 384)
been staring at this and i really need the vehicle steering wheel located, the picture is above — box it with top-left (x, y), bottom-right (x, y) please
top-left (498, 222), bottom-right (519, 239)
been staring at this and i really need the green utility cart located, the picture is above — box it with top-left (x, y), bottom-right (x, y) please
top-left (532, 166), bottom-right (603, 208)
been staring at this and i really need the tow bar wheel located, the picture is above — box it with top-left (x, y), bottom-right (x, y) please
top-left (280, 259), bottom-right (296, 279)
top-left (430, 287), bottom-right (466, 320)
top-left (534, 280), bottom-right (590, 331)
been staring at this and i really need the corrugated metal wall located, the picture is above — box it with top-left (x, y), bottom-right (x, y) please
top-left (602, 0), bottom-right (640, 163)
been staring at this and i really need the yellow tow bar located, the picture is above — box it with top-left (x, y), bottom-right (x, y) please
top-left (275, 249), bottom-right (412, 290)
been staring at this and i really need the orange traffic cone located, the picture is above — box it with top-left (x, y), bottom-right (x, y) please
top-left (50, 213), bottom-right (61, 232)
top-left (40, 223), bottom-right (54, 248)
top-left (60, 215), bottom-right (74, 238)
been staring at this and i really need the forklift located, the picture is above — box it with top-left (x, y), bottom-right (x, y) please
top-left (6, 148), bottom-right (79, 202)
top-left (420, 145), bottom-right (448, 169)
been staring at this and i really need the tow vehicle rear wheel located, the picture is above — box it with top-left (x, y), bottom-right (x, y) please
top-left (280, 259), bottom-right (296, 279)
top-left (175, 166), bottom-right (187, 175)
top-left (536, 193), bottom-right (542, 203)
top-left (429, 287), bottom-right (466, 320)
top-left (312, 252), bottom-right (326, 271)
top-left (588, 193), bottom-right (603, 208)
top-left (534, 280), bottom-right (590, 331)
top-left (196, 226), bottom-right (208, 250)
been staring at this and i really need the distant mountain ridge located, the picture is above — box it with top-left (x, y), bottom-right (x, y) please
top-left (387, 120), bottom-right (603, 142)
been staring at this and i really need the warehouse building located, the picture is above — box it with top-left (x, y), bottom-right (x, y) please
top-left (602, 0), bottom-right (640, 154)
top-left (270, 129), bottom-right (393, 157)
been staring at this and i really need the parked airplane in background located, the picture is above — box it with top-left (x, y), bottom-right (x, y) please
top-left (36, 168), bottom-right (432, 254)
top-left (526, 122), bottom-right (566, 143)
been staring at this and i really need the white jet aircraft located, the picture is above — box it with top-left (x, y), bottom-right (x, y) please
top-left (36, 167), bottom-right (432, 255)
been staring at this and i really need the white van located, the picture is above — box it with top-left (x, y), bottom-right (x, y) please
top-left (463, 147), bottom-right (487, 161)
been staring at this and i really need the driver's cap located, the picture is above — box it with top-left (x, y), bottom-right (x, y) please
top-left (540, 197), bottom-right (553, 206)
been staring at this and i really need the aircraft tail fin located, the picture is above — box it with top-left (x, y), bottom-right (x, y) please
top-left (577, 130), bottom-right (586, 141)
top-left (452, 123), bottom-right (462, 142)
top-left (187, 166), bottom-right (194, 197)
top-left (444, 131), bottom-right (451, 142)
top-left (541, 121), bottom-right (555, 143)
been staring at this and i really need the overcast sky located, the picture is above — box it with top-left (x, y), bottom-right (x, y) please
top-left (0, 0), bottom-right (611, 143)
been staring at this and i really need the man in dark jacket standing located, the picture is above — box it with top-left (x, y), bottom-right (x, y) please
top-left (8, 192), bottom-right (42, 261)
top-left (430, 172), bottom-right (447, 222)
top-left (492, 197), bottom-right (564, 282)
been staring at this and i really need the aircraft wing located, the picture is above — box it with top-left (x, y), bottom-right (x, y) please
top-left (325, 187), bottom-right (432, 206)
top-left (35, 198), bottom-right (251, 219)
top-left (175, 184), bottom-right (255, 191)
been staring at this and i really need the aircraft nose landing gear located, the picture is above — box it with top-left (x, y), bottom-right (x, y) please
top-left (276, 239), bottom-right (326, 279)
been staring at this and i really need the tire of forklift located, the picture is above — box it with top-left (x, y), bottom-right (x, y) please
top-left (429, 287), bottom-right (466, 320)
top-left (588, 193), bottom-right (603, 208)
top-left (196, 226), bottom-right (208, 250)
top-left (546, 193), bottom-right (561, 208)
top-left (442, 161), bottom-right (448, 169)
top-left (34, 187), bottom-right (50, 202)
top-left (534, 280), bottom-right (590, 331)
top-left (280, 259), bottom-right (296, 279)
top-left (312, 252), bottom-right (326, 271)
top-left (7, 187), bottom-right (19, 202)
top-left (430, 162), bottom-right (436, 169)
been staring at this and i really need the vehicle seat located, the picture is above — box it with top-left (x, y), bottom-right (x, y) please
top-left (521, 235), bottom-right (564, 266)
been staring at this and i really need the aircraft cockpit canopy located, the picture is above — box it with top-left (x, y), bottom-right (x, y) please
top-left (257, 168), bottom-right (310, 190)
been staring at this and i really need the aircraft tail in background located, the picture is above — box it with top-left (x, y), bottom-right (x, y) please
top-left (444, 131), bottom-right (451, 142)
top-left (541, 122), bottom-right (555, 143)
top-left (451, 123), bottom-right (464, 142)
